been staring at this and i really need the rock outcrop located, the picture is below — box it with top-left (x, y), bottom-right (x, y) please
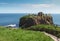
top-left (19, 12), bottom-right (53, 27)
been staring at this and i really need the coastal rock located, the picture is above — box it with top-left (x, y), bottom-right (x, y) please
top-left (19, 12), bottom-right (53, 27)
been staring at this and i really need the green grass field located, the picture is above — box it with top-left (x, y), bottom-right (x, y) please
top-left (0, 26), bottom-right (54, 41)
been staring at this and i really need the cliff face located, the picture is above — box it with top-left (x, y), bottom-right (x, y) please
top-left (19, 12), bottom-right (53, 27)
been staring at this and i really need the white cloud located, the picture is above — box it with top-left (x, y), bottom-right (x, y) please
top-left (18, 4), bottom-right (59, 13)
top-left (0, 3), bottom-right (60, 13)
top-left (0, 3), bottom-right (8, 4)
top-left (19, 4), bottom-right (55, 8)
top-left (16, 4), bottom-right (51, 10)
top-left (32, 4), bottom-right (52, 8)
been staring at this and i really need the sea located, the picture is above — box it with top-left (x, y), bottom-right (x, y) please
top-left (0, 13), bottom-right (60, 27)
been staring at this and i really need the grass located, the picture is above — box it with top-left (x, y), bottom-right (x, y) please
top-left (28, 24), bottom-right (60, 38)
top-left (0, 26), bottom-right (54, 41)
top-left (30, 24), bottom-right (60, 31)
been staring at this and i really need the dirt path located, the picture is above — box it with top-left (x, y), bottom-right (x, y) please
top-left (58, 39), bottom-right (60, 41)
top-left (43, 32), bottom-right (60, 41)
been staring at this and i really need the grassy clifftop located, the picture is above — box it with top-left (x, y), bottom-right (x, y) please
top-left (0, 26), bottom-right (53, 41)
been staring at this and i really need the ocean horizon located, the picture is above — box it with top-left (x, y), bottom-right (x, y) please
top-left (0, 13), bottom-right (60, 27)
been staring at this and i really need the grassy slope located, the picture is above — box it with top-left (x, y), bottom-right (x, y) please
top-left (30, 24), bottom-right (60, 31)
top-left (0, 26), bottom-right (53, 41)
top-left (29, 24), bottom-right (60, 38)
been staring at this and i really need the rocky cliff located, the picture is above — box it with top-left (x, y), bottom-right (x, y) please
top-left (19, 12), bottom-right (53, 27)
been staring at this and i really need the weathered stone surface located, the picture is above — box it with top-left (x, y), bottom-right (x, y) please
top-left (19, 12), bottom-right (53, 27)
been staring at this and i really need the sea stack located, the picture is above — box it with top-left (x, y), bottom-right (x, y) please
top-left (19, 12), bottom-right (53, 27)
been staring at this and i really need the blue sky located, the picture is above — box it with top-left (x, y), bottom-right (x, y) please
top-left (0, 0), bottom-right (60, 13)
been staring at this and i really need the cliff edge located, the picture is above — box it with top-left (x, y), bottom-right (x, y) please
top-left (19, 12), bottom-right (53, 27)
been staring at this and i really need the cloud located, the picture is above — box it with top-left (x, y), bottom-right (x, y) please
top-left (0, 3), bottom-right (60, 13)
top-left (18, 4), bottom-right (60, 13)
top-left (17, 4), bottom-right (56, 9)
top-left (0, 3), bottom-right (8, 5)
top-left (32, 4), bottom-right (52, 8)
